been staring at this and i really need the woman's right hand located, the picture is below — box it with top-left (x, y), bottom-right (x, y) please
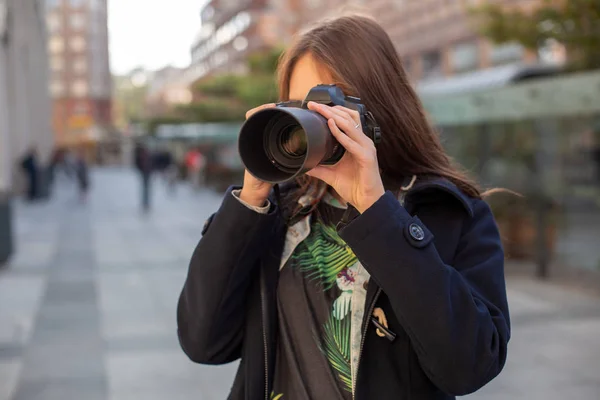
top-left (239, 103), bottom-right (276, 207)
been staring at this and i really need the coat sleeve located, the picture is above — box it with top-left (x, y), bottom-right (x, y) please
top-left (177, 186), bottom-right (278, 365)
top-left (339, 191), bottom-right (510, 396)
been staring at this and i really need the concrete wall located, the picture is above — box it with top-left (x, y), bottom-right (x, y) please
top-left (0, 0), bottom-right (52, 194)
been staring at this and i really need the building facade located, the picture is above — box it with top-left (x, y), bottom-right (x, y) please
top-left (186, 0), bottom-right (301, 83)
top-left (1, 0), bottom-right (53, 262)
top-left (372, 0), bottom-right (545, 81)
top-left (295, 0), bottom-right (550, 81)
top-left (188, 0), bottom-right (553, 84)
top-left (45, 0), bottom-right (111, 147)
top-left (145, 66), bottom-right (192, 117)
top-left (0, 0), bottom-right (53, 193)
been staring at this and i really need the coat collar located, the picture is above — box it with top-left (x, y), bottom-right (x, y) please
top-left (404, 176), bottom-right (475, 218)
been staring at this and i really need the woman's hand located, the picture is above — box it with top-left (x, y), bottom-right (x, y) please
top-left (239, 103), bottom-right (276, 207)
top-left (306, 101), bottom-right (385, 214)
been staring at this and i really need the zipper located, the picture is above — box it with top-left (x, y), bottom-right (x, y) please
top-left (260, 266), bottom-right (269, 400)
top-left (352, 287), bottom-right (382, 400)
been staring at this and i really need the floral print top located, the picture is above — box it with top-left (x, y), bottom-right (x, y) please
top-left (271, 200), bottom-right (371, 400)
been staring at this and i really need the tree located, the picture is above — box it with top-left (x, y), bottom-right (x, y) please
top-left (175, 99), bottom-right (248, 123)
top-left (193, 74), bottom-right (242, 98)
top-left (471, 0), bottom-right (600, 71)
top-left (179, 47), bottom-right (284, 123)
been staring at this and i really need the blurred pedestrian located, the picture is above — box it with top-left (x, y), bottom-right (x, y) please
top-left (134, 142), bottom-right (152, 212)
top-left (74, 149), bottom-right (90, 203)
top-left (177, 15), bottom-right (510, 400)
top-left (19, 146), bottom-right (39, 201)
top-left (153, 148), bottom-right (177, 194)
top-left (185, 147), bottom-right (205, 190)
top-left (163, 150), bottom-right (178, 194)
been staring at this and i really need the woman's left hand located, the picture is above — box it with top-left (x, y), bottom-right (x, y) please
top-left (306, 101), bottom-right (385, 214)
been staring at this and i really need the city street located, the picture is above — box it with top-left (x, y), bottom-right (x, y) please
top-left (0, 168), bottom-right (599, 400)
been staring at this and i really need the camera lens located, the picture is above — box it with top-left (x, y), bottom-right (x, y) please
top-left (238, 107), bottom-right (345, 184)
top-left (279, 127), bottom-right (307, 157)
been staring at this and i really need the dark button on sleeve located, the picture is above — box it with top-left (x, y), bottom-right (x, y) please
top-left (403, 217), bottom-right (433, 248)
top-left (409, 223), bottom-right (425, 241)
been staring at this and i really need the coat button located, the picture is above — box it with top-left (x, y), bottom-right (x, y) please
top-left (409, 223), bottom-right (425, 241)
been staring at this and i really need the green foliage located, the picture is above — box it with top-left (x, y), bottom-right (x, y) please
top-left (193, 74), bottom-right (242, 98)
top-left (160, 48), bottom-right (284, 125)
top-left (470, 0), bottom-right (600, 71)
top-left (235, 74), bottom-right (279, 108)
top-left (175, 99), bottom-right (247, 123)
top-left (248, 47), bottom-right (284, 75)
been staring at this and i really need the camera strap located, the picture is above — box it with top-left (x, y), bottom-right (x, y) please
top-left (336, 204), bottom-right (359, 232)
top-left (365, 111), bottom-right (382, 145)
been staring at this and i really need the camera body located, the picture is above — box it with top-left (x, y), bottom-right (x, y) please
top-left (238, 84), bottom-right (381, 184)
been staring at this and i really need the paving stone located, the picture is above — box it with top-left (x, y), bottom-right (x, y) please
top-left (12, 377), bottom-right (106, 400)
top-left (0, 361), bottom-right (22, 400)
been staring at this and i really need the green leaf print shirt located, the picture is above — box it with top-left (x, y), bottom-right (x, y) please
top-left (272, 202), bottom-right (370, 400)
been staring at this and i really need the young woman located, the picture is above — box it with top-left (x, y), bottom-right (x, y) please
top-left (177, 15), bottom-right (510, 400)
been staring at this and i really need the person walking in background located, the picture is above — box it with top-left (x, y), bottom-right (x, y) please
top-left (20, 147), bottom-right (40, 202)
top-left (134, 142), bottom-right (152, 212)
top-left (153, 148), bottom-right (177, 194)
top-left (48, 147), bottom-right (64, 188)
top-left (185, 147), bottom-right (205, 190)
top-left (74, 149), bottom-right (90, 204)
top-left (163, 150), bottom-right (179, 194)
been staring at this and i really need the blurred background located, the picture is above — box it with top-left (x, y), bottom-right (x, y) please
top-left (0, 0), bottom-right (599, 399)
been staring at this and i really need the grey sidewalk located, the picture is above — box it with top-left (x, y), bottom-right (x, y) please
top-left (0, 168), bottom-right (599, 400)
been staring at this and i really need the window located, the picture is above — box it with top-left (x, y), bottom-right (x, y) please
top-left (49, 80), bottom-right (65, 96)
top-left (48, 36), bottom-right (65, 53)
top-left (46, 0), bottom-right (62, 9)
top-left (421, 50), bottom-right (443, 80)
top-left (50, 56), bottom-right (64, 71)
top-left (451, 41), bottom-right (479, 73)
top-left (46, 13), bottom-right (61, 33)
top-left (72, 58), bottom-right (87, 73)
top-left (71, 80), bottom-right (88, 97)
top-left (69, 36), bottom-right (86, 52)
top-left (233, 36), bottom-right (248, 51)
top-left (73, 102), bottom-right (89, 115)
top-left (69, 0), bottom-right (87, 8)
top-left (490, 42), bottom-right (524, 66)
top-left (70, 13), bottom-right (85, 30)
top-left (202, 5), bottom-right (214, 21)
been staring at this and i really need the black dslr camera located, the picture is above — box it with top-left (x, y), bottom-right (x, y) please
top-left (238, 84), bottom-right (381, 184)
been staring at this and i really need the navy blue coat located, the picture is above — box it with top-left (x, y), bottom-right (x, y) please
top-left (177, 177), bottom-right (511, 399)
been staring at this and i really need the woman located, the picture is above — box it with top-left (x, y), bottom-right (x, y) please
top-left (177, 15), bottom-right (510, 400)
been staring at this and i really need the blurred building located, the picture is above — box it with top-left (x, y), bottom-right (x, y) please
top-left (0, 0), bottom-right (53, 191)
top-left (297, 0), bottom-right (556, 81)
top-left (1, 0), bottom-right (53, 262)
top-left (186, 0), bottom-right (560, 84)
top-left (372, 0), bottom-right (556, 81)
top-left (186, 0), bottom-right (300, 82)
top-left (145, 66), bottom-right (192, 117)
top-left (45, 0), bottom-right (112, 147)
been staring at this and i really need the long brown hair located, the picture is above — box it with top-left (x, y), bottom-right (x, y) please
top-left (276, 14), bottom-right (481, 216)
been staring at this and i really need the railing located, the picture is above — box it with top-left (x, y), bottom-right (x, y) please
top-left (428, 71), bottom-right (600, 281)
